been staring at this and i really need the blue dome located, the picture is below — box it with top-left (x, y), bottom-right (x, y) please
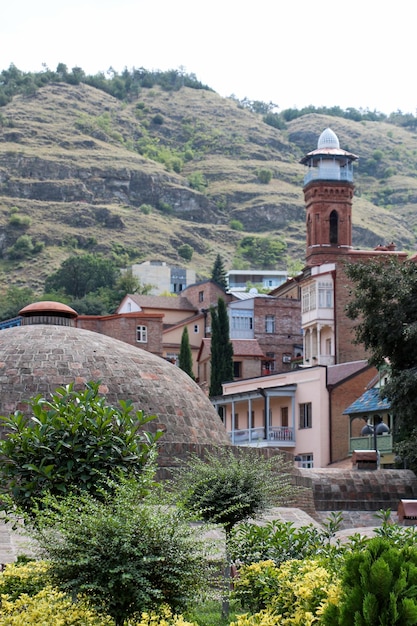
top-left (317, 128), bottom-right (340, 150)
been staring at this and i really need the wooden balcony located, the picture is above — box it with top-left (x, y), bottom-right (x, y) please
top-left (349, 434), bottom-right (393, 455)
top-left (228, 426), bottom-right (295, 447)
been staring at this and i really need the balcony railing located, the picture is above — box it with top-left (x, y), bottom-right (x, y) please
top-left (228, 426), bottom-right (295, 446)
top-left (304, 167), bottom-right (353, 186)
top-left (349, 434), bottom-right (393, 455)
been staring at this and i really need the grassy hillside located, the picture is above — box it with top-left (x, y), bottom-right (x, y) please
top-left (0, 77), bottom-right (416, 294)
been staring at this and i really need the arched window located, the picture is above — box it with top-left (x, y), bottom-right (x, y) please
top-left (329, 210), bottom-right (338, 244)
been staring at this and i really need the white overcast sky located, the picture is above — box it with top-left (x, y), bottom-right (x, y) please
top-left (1, 0), bottom-right (415, 115)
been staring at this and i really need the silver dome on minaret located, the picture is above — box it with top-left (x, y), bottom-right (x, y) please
top-left (317, 128), bottom-right (340, 150)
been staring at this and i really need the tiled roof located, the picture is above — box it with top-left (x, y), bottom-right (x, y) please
top-left (197, 338), bottom-right (264, 360)
top-left (343, 388), bottom-right (390, 415)
top-left (231, 339), bottom-right (265, 357)
top-left (126, 294), bottom-right (196, 311)
top-left (327, 360), bottom-right (369, 387)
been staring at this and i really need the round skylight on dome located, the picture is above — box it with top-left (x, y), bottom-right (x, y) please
top-left (317, 128), bottom-right (340, 150)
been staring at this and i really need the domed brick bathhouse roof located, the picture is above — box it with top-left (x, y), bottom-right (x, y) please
top-left (0, 323), bottom-right (231, 447)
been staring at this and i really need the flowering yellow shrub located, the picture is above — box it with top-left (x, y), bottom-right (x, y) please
top-left (0, 586), bottom-right (111, 625)
top-left (232, 558), bottom-right (341, 626)
top-left (233, 560), bottom-right (281, 613)
top-left (132, 605), bottom-right (197, 625)
top-left (267, 558), bottom-right (340, 625)
top-left (0, 560), bottom-right (50, 600)
top-left (230, 608), bottom-right (283, 625)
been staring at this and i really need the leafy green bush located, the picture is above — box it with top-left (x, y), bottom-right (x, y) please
top-left (188, 172), bottom-right (207, 192)
top-left (229, 513), bottom-right (343, 566)
top-left (7, 234), bottom-right (35, 259)
top-left (173, 448), bottom-right (294, 538)
top-left (178, 243), bottom-right (194, 261)
top-left (152, 113), bottom-right (164, 125)
top-left (321, 537), bottom-right (417, 625)
top-left (230, 219), bottom-right (244, 231)
top-left (0, 381), bottom-right (162, 514)
top-left (256, 169), bottom-right (272, 184)
top-left (8, 213), bottom-right (31, 229)
top-left (32, 480), bottom-right (208, 626)
top-left (236, 236), bottom-right (286, 269)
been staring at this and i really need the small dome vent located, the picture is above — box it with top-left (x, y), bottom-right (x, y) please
top-left (317, 128), bottom-right (340, 150)
top-left (19, 301), bottom-right (78, 327)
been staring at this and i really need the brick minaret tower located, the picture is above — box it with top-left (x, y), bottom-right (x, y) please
top-left (300, 128), bottom-right (358, 266)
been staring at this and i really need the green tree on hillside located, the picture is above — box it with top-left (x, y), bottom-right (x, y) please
top-left (211, 254), bottom-right (228, 290)
top-left (0, 285), bottom-right (34, 321)
top-left (179, 326), bottom-right (195, 380)
top-left (210, 297), bottom-right (233, 396)
top-left (236, 236), bottom-right (286, 269)
top-left (44, 254), bottom-right (119, 299)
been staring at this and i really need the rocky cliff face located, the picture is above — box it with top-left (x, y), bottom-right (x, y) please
top-left (0, 81), bottom-right (416, 291)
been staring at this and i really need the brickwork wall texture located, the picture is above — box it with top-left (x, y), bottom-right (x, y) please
top-left (0, 325), bottom-right (230, 446)
top-left (298, 468), bottom-right (417, 511)
top-left (330, 366), bottom-right (378, 463)
top-left (253, 298), bottom-right (302, 372)
top-left (77, 314), bottom-right (163, 355)
top-left (182, 282), bottom-right (232, 311)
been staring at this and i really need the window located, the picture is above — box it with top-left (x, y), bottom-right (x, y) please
top-left (136, 325), bottom-right (147, 343)
top-left (325, 338), bottom-right (332, 355)
top-left (266, 352), bottom-right (276, 372)
top-left (166, 352), bottom-right (178, 365)
top-left (299, 453), bottom-right (314, 469)
top-left (318, 281), bottom-right (333, 308)
top-left (198, 291), bottom-right (204, 302)
top-left (233, 361), bottom-right (242, 378)
top-left (231, 311), bottom-right (253, 331)
top-left (329, 210), bottom-right (338, 244)
top-left (301, 284), bottom-right (316, 313)
top-left (265, 315), bottom-right (275, 333)
top-left (299, 402), bottom-right (312, 429)
top-left (281, 406), bottom-right (289, 427)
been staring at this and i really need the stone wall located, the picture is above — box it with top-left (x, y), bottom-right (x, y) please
top-left (298, 468), bottom-right (417, 511)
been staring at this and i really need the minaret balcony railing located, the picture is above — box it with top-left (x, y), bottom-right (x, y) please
top-left (304, 167), bottom-right (353, 185)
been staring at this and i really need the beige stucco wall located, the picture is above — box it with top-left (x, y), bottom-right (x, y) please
top-left (222, 366), bottom-right (330, 467)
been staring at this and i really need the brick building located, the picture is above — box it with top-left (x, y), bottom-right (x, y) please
top-left (272, 128), bottom-right (407, 366)
top-left (214, 127), bottom-right (407, 467)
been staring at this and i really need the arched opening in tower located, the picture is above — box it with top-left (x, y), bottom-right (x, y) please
top-left (329, 210), bottom-right (338, 244)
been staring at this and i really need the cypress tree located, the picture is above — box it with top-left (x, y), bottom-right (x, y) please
top-left (211, 254), bottom-right (228, 290)
top-left (210, 297), bottom-right (234, 396)
top-left (178, 326), bottom-right (194, 380)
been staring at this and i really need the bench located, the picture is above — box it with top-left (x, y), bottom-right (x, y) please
top-left (398, 500), bottom-right (417, 525)
top-left (352, 450), bottom-right (378, 470)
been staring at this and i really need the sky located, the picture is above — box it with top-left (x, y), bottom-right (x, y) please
top-left (1, 0), bottom-right (416, 116)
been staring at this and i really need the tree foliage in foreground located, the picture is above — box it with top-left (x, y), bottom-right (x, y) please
top-left (345, 257), bottom-right (417, 436)
top-left (0, 381), bottom-right (162, 515)
top-left (173, 447), bottom-right (295, 538)
top-left (31, 480), bottom-right (207, 626)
